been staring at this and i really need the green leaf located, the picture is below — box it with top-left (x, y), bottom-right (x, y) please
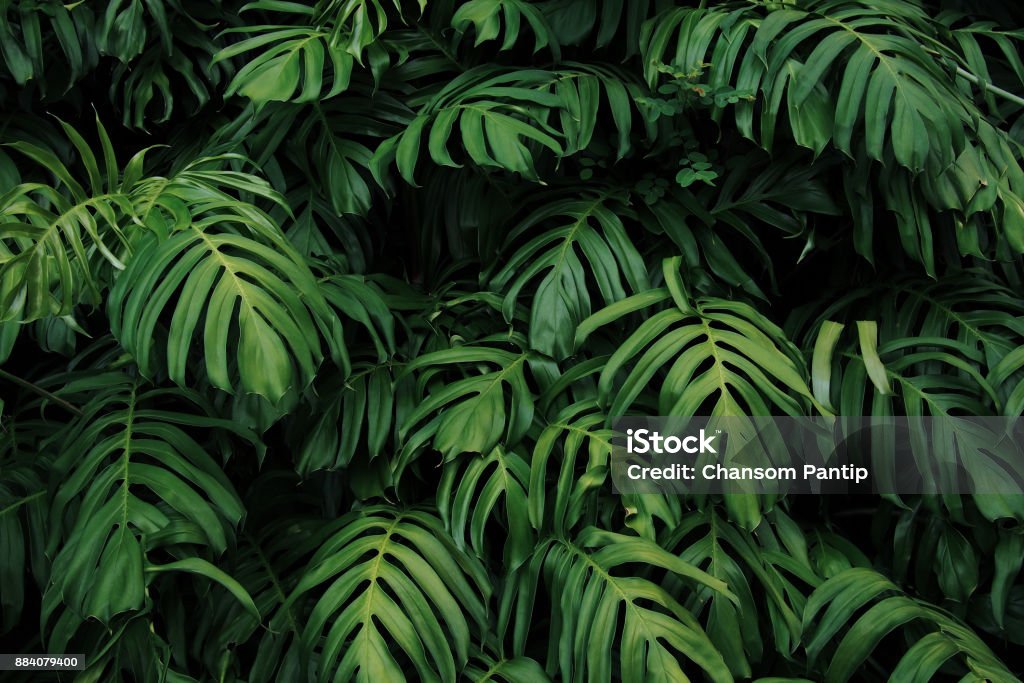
top-left (1, 118), bottom-right (133, 324)
top-left (492, 192), bottom-right (649, 359)
top-left (438, 446), bottom-right (533, 569)
top-left (399, 343), bottom-right (534, 466)
top-left (453, 0), bottom-right (558, 57)
top-left (217, 28), bottom-right (353, 103)
top-left (855, 321), bottom-right (891, 397)
top-left (811, 321), bottom-right (844, 410)
top-left (44, 374), bottom-right (256, 626)
top-left (935, 528), bottom-right (978, 603)
top-left (371, 67), bottom-right (569, 182)
top-left (291, 363), bottom-right (396, 475)
top-left (640, 3), bottom-right (1024, 261)
top-left (524, 528), bottom-right (735, 683)
top-left (280, 507), bottom-right (489, 683)
top-left (146, 557), bottom-right (260, 620)
top-left (591, 282), bottom-right (818, 416)
top-left (462, 655), bottom-right (551, 682)
top-left (0, 460), bottom-right (47, 634)
top-left (528, 400), bottom-right (612, 535)
top-left (804, 568), bottom-right (1016, 683)
top-left (109, 163), bottom-right (341, 402)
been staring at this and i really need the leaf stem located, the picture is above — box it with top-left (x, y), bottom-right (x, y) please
top-left (0, 368), bottom-right (84, 416)
top-left (953, 66), bottom-right (1024, 109)
top-left (0, 490), bottom-right (45, 517)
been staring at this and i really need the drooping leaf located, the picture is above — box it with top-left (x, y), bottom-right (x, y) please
top-left (280, 507), bottom-right (489, 683)
top-left (525, 527), bottom-right (736, 683)
top-left (109, 162), bottom-right (344, 402)
top-left (803, 567), bottom-right (1017, 683)
top-left (43, 373), bottom-right (258, 625)
top-left (399, 340), bottom-right (535, 467)
top-left (491, 191), bottom-right (649, 359)
top-left (438, 446), bottom-right (533, 569)
top-left (582, 261), bottom-right (819, 417)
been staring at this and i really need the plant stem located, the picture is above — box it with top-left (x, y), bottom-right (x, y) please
top-left (954, 66), bottom-right (1024, 109)
top-left (0, 368), bottom-right (83, 416)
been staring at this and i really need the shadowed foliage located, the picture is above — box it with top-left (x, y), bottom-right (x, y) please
top-left (2, 0), bottom-right (1024, 681)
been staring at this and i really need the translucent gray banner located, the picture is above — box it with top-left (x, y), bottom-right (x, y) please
top-left (0, 654), bottom-right (85, 671)
top-left (610, 417), bottom-right (1024, 495)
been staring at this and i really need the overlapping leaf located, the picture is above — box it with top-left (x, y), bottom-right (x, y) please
top-left (579, 258), bottom-right (818, 417)
top-left (110, 32), bottom-right (232, 129)
top-left (216, 23), bottom-right (353, 104)
top-left (452, 0), bottom-right (558, 57)
top-left (642, 2), bottom-right (969, 168)
top-left (215, 0), bottom-right (425, 102)
top-left (528, 399), bottom-right (612, 536)
top-left (0, 456), bottom-right (47, 634)
top-left (0, 0), bottom-right (95, 88)
top-left (662, 509), bottom-right (812, 678)
top-left (42, 373), bottom-right (258, 624)
top-left (372, 65), bottom-right (647, 184)
top-left (462, 655), bottom-right (550, 683)
top-left (193, 478), bottom-right (329, 683)
top-left (280, 508), bottom-right (489, 683)
top-left (491, 191), bottom-right (648, 359)
top-left (803, 567), bottom-right (1017, 683)
top-left (292, 363), bottom-right (396, 475)
top-left (109, 163), bottom-right (343, 402)
top-left (438, 445), bottom-right (532, 569)
top-left (524, 528), bottom-right (736, 682)
top-left (0, 118), bottom-right (135, 324)
top-left (640, 1), bottom-right (1024, 258)
top-left (800, 273), bottom-right (1024, 416)
top-left (398, 339), bottom-right (535, 467)
top-left (540, 0), bottom-right (653, 56)
top-left (1, 0), bottom-right (1023, 680)
top-left (373, 67), bottom-right (565, 183)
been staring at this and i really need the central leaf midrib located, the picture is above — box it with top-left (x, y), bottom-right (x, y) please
top-left (119, 383), bottom-right (138, 534)
top-left (195, 230), bottom-right (264, 325)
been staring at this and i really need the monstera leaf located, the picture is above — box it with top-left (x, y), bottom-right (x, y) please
top-left (452, 0), bottom-right (558, 56)
top-left (215, 0), bottom-right (425, 102)
top-left (641, 1), bottom-right (1024, 261)
top-left (798, 272), bottom-right (1024, 417)
top-left (0, 0), bottom-right (96, 87)
top-left (661, 508), bottom-right (810, 678)
top-left (578, 258), bottom-right (818, 417)
top-left (398, 340), bottom-right (535, 466)
top-left (803, 568), bottom-right (1017, 683)
top-left (0, 117), bottom-right (135, 324)
top-left (528, 399), bottom-right (612, 536)
top-left (372, 67), bottom-right (566, 184)
top-left (292, 363), bottom-right (397, 475)
top-left (43, 372), bottom-right (258, 625)
top-left (491, 191), bottom-right (649, 359)
top-left (111, 34), bottom-right (231, 129)
top-left (0, 457), bottom-right (47, 634)
top-left (109, 192), bottom-right (342, 403)
top-left (372, 64), bottom-right (645, 184)
top-left (520, 527), bottom-right (736, 682)
top-left (2, 0), bottom-right (1024, 680)
top-left (216, 23), bottom-right (354, 104)
top-left (279, 508), bottom-right (489, 683)
top-left (437, 445), bottom-right (533, 569)
top-left (643, 2), bottom-right (973, 167)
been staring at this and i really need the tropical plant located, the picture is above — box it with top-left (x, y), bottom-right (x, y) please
top-left (2, 0), bottom-right (1024, 681)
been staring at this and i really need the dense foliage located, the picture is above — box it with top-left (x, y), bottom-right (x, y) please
top-left (2, 0), bottom-right (1024, 680)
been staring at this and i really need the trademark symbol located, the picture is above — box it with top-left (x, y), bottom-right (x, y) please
top-left (716, 429), bottom-right (722, 434)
